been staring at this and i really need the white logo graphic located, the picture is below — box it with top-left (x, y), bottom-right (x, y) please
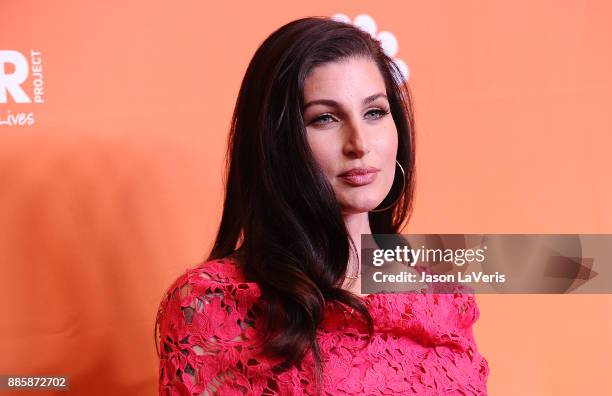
top-left (0, 49), bottom-right (44, 126)
top-left (331, 13), bottom-right (410, 82)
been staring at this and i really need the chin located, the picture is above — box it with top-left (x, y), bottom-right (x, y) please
top-left (339, 196), bottom-right (384, 214)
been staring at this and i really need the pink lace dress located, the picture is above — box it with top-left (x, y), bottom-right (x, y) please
top-left (157, 258), bottom-right (489, 395)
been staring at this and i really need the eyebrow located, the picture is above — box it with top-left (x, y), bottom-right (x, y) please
top-left (303, 93), bottom-right (388, 110)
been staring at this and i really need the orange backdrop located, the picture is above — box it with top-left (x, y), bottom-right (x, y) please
top-left (1, 1), bottom-right (611, 395)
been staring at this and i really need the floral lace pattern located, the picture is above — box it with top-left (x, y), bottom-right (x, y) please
top-left (157, 258), bottom-right (489, 395)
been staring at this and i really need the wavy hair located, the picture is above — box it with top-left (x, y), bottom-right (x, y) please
top-left (205, 16), bottom-right (414, 393)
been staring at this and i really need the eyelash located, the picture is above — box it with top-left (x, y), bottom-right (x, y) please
top-left (311, 108), bottom-right (390, 125)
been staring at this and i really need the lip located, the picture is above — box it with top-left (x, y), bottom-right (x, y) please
top-left (338, 166), bottom-right (380, 186)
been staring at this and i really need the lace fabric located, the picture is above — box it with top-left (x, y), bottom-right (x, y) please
top-left (157, 258), bottom-right (489, 395)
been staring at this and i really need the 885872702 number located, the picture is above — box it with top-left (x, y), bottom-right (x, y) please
top-left (1, 376), bottom-right (69, 390)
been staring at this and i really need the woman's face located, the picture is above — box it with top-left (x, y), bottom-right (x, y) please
top-left (303, 56), bottom-right (398, 214)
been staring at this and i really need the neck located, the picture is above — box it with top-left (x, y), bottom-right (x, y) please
top-left (342, 211), bottom-right (372, 275)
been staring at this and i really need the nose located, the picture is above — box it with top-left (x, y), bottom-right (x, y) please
top-left (342, 118), bottom-right (370, 159)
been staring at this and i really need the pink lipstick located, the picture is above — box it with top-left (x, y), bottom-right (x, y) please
top-left (338, 167), bottom-right (380, 186)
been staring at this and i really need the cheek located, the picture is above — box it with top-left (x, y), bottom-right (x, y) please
top-left (385, 120), bottom-right (399, 153)
top-left (379, 126), bottom-right (399, 185)
top-left (377, 126), bottom-right (399, 165)
top-left (306, 132), bottom-right (337, 174)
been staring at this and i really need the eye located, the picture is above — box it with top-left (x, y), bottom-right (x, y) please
top-left (365, 108), bottom-right (390, 120)
top-left (311, 114), bottom-right (337, 125)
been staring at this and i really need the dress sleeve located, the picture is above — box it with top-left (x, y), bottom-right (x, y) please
top-left (156, 268), bottom-right (271, 395)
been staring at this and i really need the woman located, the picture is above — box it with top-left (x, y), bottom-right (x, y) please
top-left (156, 16), bottom-right (489, 395)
